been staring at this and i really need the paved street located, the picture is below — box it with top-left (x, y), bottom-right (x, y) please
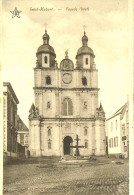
top-left (3, 157), bottom-right (129, 195)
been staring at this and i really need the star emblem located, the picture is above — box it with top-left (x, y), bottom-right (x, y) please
top-left (10, 7), bottom-right (21, 18)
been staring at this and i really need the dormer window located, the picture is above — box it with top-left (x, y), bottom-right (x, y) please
top-left (44, 56), bottom-right (48, 64)
top-left (46, 76), bottom-right (51, 85)
top-left (85, 58), bottom-right (88, 65)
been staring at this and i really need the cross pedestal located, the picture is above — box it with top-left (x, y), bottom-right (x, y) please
top-left (70, 134), bottom-right (84, 159)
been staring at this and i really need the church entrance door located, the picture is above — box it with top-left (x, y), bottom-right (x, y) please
top-left (63, 136), bottom-right (73, 155)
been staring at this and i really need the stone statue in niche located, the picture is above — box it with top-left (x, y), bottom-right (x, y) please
top-left (47, 101), bottom-right (51, 109)
top-left (83, 101), bottom-right (87, 109)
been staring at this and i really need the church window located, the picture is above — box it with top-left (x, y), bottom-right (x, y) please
top-left (48, 129), bottom-right (51, 136)
top-left (62, 98), bottom-right (73, 116)
top-left (85, 58), bottom-right (88, 65)
top-left (48, 139), bottom-right (52, 149)
top-left (47, 126), bottom-right (52, 136)
top-left (84, 128), bottom-right (88, 135)
top-left (44, 56), bottom-right (48, 64)
top-left (85, 140), bottom-right (88, 148)
top-left (46, 76), bottom-right (51, 85)
top-left (82, 77), bottom-right (87, 86)
top-left (47, 101), bottom-right (51, 109)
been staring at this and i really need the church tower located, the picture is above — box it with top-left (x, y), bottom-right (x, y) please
top-left (29, 29), bottom-right (106, 157)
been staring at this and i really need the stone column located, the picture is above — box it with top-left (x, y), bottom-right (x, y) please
top-left (89, 122), bottom-right (93, 154)
top-left (55, 92), bottom-right (59, 117)
top-left (29, 119), bottom-right (41, 157)
top-left (76, 92), bottom-right (80, 117)
top-left (91, 93), bottom-right (94, 116)
top-left (54, 123), bottom-right (60, 156)
top-left (95, 119), bottom-right (100, 155)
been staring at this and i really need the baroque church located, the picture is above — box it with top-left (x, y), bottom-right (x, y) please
top-left (28, 28), bottom-right (106, 157)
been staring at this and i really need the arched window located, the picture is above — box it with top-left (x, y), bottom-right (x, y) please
top-left (44, 56), bottom-right (48, 64)
top-left (46, 76), bottom-right (51, 85)
top-left (62, 98), bottom-right (73, 116)
top-left (47, 102), bottom-right (51, 109)
top-left (82, 77), bottom-right (87, 86)
top-left (85, 58), bottom-right (88, 65)
top-left (85, 140), bottom-right (88, 148)
top-left (47, 126), bottom-right (52, 136)
top-left (48, 139), bottom-right (51, 149)
top-left (84, 129), bottom-right (88, 136)
top-left (48, 129), bottom-right (51, 136)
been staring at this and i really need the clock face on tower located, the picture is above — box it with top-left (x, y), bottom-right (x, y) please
top-left (62, 73), bottom-right (72, 84)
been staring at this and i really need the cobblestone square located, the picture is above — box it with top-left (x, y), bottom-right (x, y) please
top-left (3, 157), bottom-right (129, 195)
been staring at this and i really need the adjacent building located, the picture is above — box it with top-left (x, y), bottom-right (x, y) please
top-left (106, 102), bottom-right (129, 158)
top-left (17, 115), bottom-right (29, 147)
top-left (29, 29), bottom-right (106, 157)
top-left (3, 82), bottom-right (19, 157)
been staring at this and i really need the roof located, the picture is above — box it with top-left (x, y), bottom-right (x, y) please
top-left (3, 82), bottom-right (19, 104)
top-left (106, 103), bottom-right (128, 121)
top-left (76, 46), bottom-right (95, 58)
top-left (17, 115), bottom-right (29, 132)
top-left (37, 44), bottom-right (56, 56)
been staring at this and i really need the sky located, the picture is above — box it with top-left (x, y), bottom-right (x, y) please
top-left (1, 0), bottom-right (131, 126)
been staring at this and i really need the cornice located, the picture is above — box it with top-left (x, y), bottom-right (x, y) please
top-left (34, 67), bottom-right (98, 72)
top-left (33, 87), bottom-right (100, 91)
top-left (40, 117), bottom-right (95, 122)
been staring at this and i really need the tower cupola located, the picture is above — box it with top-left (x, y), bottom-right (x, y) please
top-left (82, 31), bottom-right (88, 46)
top-left (43, 30), bottom-right (50, 45)
top-left (76, 30), bottom-right (95, 69)
top-left (36, 28), bottom-right (56, 68)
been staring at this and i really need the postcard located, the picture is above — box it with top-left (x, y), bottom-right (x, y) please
top-left (1, 0), bottom-right (133, 194)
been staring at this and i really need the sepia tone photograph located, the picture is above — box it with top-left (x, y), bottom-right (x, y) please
top-left (1, 0), bottom-right (133, 194)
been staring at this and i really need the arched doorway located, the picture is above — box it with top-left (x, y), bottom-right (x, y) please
top-left (63, 136), bottom-right (73, 155)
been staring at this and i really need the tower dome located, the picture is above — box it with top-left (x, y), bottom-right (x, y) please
top-left (82, 32), bottom-right (88, 46)
top-left (36, 29), bottom-right (56, 68)
top-left (36, 30), bottom-right (56, 57)
top-left (75, 31), bottom-right (95, 69)
top-left (76, 31), bottom-right (95, 58)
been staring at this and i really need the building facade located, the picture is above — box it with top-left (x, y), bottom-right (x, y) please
top-left (3, 82), bottom-right (19, 157)
top-left (106, 102), bottom-right (129, 158)
top-left (29, 29), bottom-right (106, 157)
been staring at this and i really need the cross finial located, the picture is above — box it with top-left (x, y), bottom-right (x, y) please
top-left (83, 25), bottom-right (86, 35)
top-left (65, 50), bottom-right (68, 59)
top-left (45, 23), bottom-right (48, 33)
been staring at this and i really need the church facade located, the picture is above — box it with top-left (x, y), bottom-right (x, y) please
top-left (28, 29), bottom-right (106, 157)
